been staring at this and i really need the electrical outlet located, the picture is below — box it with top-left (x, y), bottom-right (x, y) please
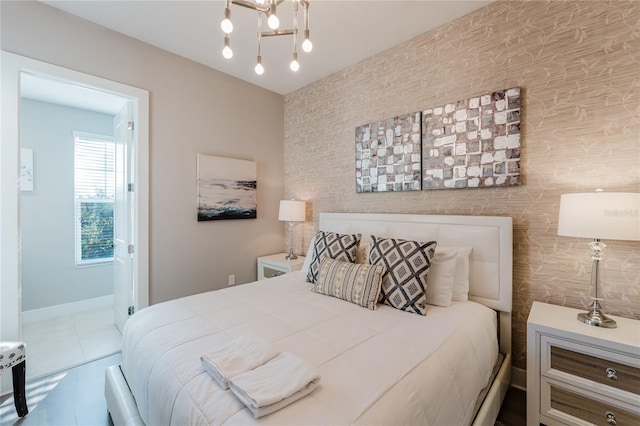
top-left (228, 274), bottom-right (236, 286)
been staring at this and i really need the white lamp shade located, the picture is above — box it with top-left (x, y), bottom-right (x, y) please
top-left (558, 192), bottom-right (640, 241)
top-left (278, 200), bottom-right (306, 222)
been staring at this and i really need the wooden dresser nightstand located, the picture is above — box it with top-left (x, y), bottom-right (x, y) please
top-left (257, 253), bottom-right (306, 280)
top-left (527, 301), bottom-right (640, 426)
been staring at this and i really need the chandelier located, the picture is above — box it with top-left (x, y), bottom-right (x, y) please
top-left (220, 0), bottom-right (312, 75)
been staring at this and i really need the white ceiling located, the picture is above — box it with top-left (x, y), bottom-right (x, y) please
top-left (40, 0), bottom-right (493, 96)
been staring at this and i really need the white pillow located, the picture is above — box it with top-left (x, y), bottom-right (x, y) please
top-left (310, 239), bottom-right (473, 302)
top-left (301, 232), bottom-right (362, 277)
top-left (425, 248), bottom-right (457, 307)
top-left (301, 239), bottom-right (315, 273)
top-left (355, 242), bottom-right (369, 264)
top-left (446, 246), bottom-right (473, 302)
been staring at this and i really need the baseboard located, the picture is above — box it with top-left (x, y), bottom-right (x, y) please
top-left (22, 294), bottom-right (114, 324)
top-left (511, 366), bottom-right (526, 391)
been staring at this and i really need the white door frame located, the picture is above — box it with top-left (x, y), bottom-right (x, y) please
top-left (0, 51), bottom-right (149, 393)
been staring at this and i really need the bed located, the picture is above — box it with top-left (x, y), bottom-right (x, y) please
top-left (105, 213), bottom-right (513, 425)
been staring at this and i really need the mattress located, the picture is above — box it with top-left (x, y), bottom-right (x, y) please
top-left (122, 271), bottom-right (498, 425)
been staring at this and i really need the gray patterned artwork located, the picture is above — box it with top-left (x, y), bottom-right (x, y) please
top-left (355, 112), bottom-right (422, 192)
top-left (422, 87), bottom-right (521, 190)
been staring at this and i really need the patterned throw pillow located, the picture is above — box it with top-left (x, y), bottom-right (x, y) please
top-left (312, 258), bottom-right (386, 310)
top-left (368, 236), bottom-right (437, 315)
top-left (306, 231), bottom-right (361, 283)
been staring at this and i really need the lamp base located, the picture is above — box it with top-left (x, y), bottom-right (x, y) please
top-left (577, 300), bottom-right (617, 328)
top-left (285, 248), bottom-right (298, 261)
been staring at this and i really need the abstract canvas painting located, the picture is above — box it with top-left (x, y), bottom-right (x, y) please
top-left (355, 112), bottom-right (422, 192)
top-left (197, 154), bottom-right (257, 221)
top-left (422, 87), bottom-right (521, 190)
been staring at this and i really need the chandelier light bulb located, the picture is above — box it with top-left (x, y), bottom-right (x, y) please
top-left (223, 35), bottom-right (233, 59)
top-left (256, 0), bottom-right (265, 4)
top-left (267, 13), bottom-right (279, 30)
top-left (221, 19), bottom-right (233, 34)
top-left (221, 7), bottom-right (233, 34)
top-left (290, 58), bottom-right (300, 72)
top-left (267, 2), bottom-right (279, 30)
top-left (255, 55), bottom-right (264, 75)
top-left (222, 45), bottom-right (233, 59)
top-left (302, 28), bottom-right (312, 52)
top-left (302, 38), bottom-right (313, 53)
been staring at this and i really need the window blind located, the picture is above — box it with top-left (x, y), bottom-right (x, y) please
top-left (74, 133), bottom-right (115, 265)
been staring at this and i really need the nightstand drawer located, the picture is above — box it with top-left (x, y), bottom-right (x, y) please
top-left (551, 346), bottom-right (640, 395)
top-left (263, 266), bottom-right (286, 279)
top-left (527, 302), bottom-right (640, 426)
top-left (542, 379), bottom-right (640, 426)
top-left (257, 253), bottom-right (305, 280)
top-left (541, 335), bottom-right (640, 404)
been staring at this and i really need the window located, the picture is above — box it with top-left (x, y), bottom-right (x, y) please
top-left (74, 132), bottom-right (115, 266)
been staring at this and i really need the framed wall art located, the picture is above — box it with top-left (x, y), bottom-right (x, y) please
top-left (196, 154), bottom-right (257, 221)
top-left (355, 112), bottom-right (422, 192)
top-left (422, 87), bottom-right (521, 190)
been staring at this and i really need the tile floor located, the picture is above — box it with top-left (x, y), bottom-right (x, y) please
top-left (21, 307), bottom-right (122, 380)
top-left (0, 352), bottom-right (121, 425)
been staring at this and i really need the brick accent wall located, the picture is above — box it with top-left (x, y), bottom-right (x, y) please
top-left (284, 0), bottom-right (640, 370)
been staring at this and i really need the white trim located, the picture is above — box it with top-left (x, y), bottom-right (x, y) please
top-left (511, 366), bottom-right (527, 391)
top-left (21, 295), bottom-right (114, 324)
top-left (132, 89), bottom-right (149, 312)
top-left (0, 51), bottom-right (150, 393)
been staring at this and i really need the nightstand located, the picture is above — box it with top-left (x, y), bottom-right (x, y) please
top-left (527, 301), bottom-right (640, 426)
top-left (257, 253), bottom-right (306, 280)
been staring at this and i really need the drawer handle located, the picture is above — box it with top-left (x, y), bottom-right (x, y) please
top-left (606, 411), bottom-right (617, 425)
top-left (606, 367), bottom-right (618, 380)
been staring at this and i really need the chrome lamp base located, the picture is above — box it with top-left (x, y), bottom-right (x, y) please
top-left (285, 248), bottom-right (298, 260)
top-left (576, 239), bottom-right (617, 328)
top-left (578, 299), bottom-right (617, 328)
top-left (284, 221), bottom-right (299, 260)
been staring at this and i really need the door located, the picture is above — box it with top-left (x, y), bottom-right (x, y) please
top-left (2, 53), bottom-right (149, 395)
top-left (113, 101), bottom-right (134, 333)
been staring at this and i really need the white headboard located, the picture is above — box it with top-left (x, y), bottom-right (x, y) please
top-left (319, 213), bottom-right (513, 314)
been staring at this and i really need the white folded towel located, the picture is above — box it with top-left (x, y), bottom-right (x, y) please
top-left (229, 352), bottom-right (321, 418)
top-left (201, 336), bottom-right (277, 390)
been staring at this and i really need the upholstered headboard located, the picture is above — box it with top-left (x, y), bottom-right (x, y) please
top-left (319, 213), bottom-right (513, 354)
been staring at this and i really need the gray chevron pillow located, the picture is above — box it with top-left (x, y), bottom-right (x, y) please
top-left (306, 231), bottom-right (361, 283)
top-left (368, 236), bottom-right (437, 315)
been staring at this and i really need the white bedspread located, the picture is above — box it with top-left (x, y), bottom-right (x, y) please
top-left (122, 271), bottom-right (498, 425)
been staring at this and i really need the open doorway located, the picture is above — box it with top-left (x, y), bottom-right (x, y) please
top-left (0, 52), bottom-right (149, 390)
top-left (20, 74), bottom-right (127, 379)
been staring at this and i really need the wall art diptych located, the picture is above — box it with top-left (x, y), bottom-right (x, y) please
top-left (355, 112), bottom-right (422, 193)
top-left (197, 154), bottom-right (257, 221)
top-left (422, 87), bottom-right (521, 190)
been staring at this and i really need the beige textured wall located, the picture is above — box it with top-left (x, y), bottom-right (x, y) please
top-left (284, 0), bottom-right (640, 370)
top-left (2, 1), bottom-right (285, 304)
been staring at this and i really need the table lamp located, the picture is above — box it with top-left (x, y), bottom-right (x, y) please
top-left (557, 191), bottom-right (640, 328)
top-left (278, 200), bottom-right (306, 260)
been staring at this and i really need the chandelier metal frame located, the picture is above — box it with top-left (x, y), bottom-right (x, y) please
top-left (220, 0), bottom-right (312, 75)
